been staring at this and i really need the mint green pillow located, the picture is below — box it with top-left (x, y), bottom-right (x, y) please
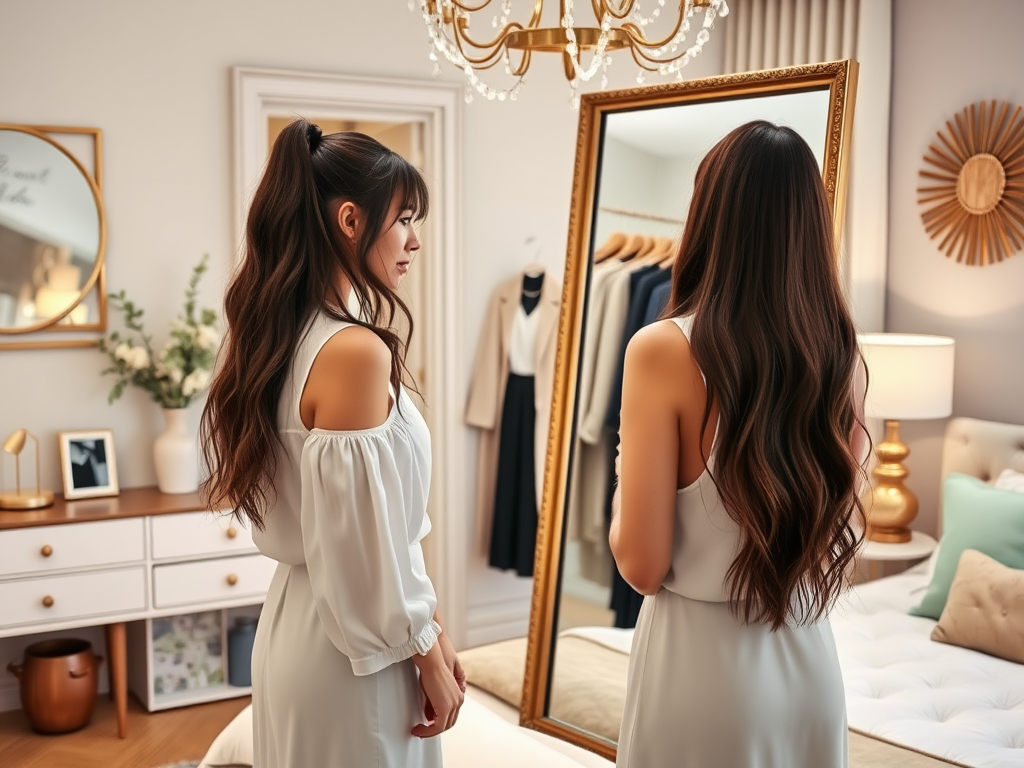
top-left (910, 472), bottom-right (1024, 619)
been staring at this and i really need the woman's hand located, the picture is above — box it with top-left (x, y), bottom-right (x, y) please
top-left (438, 632), bottom-right (467, 693)
top-left (411, 642), bottom-right (464, 737)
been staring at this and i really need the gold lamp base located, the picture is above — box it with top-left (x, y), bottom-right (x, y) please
top-left (862, 420), bottom-right (917, 544)
top-left (0, 490), bottom-right (55, 510)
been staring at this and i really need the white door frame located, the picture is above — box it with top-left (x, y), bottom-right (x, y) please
top-left (233, 67), bottom-right (467, 647)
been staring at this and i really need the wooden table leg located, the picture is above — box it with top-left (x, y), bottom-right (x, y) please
top-left (105, 623), bottom-right (128, 739)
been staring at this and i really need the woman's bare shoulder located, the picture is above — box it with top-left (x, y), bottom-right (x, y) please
top-left (626, 319), bottom-right (694, 370)
top-left (303, 325), bottom-right (392, 431)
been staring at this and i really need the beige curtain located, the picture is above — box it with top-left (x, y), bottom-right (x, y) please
top-left (722, 0), bottom-right (891, 332)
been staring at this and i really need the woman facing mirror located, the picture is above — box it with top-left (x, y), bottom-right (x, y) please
top-left (609, 121), bottom-right (870, 767)
top-left (201, 119), bottom-right (464, 768)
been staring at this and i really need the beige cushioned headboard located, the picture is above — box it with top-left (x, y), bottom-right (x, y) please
top-left (942, 417), bottom-right (1024, 484)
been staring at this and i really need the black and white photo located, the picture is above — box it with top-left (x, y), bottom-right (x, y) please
top-left (59, 429), bottom-right (118, 499)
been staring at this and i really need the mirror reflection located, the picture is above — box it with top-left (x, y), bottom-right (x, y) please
top-left (0, 128), bottom-right (102, 330)
top-left (549, 85), bottom-right (842, 747)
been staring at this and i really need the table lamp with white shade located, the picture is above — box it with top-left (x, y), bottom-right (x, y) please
top-left (858, 334), bottom-right (955, 543)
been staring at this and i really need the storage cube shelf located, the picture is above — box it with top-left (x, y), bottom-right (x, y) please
top-left (128, 604), bottom-right (262, 712)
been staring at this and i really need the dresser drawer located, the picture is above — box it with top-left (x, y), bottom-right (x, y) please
top-left (0, 567), bottom-right (146, 627)
top-left (151, 511), bottom-right (256, 560)
top-left (0, 518), bottom-right (145, 577)
top-left (153, 554), bottom-right (276, 608)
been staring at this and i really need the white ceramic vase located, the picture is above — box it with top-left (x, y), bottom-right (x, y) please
top-left (153, 408), bottom-right (198, 494)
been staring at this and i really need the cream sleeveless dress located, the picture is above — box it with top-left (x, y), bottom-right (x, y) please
top-left (616, 316), bottom-right (848, 768)
top-left (250, 312), bottom-right (443, 768)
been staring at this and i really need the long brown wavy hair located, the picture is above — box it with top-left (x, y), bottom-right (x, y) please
top-left (200, 119), bottom-right (428, 530)
top-left (665, 120), bottom-right (867, 630)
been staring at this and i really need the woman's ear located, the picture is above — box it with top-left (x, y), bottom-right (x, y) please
top-left (336, 201), bottom-right (362, 243)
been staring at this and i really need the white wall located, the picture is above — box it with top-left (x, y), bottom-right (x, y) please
top-left (0, 0), bottom-right (727, 656)
top-left (593, 137), bottom-right (692, 248)
top-left (886, 0), bottom-right (1024, 536)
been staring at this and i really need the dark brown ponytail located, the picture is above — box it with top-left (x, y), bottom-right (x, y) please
top-left (200, 119), bottom-right (428, 530)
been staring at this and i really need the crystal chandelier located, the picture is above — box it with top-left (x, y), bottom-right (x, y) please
top-left (412, 1), bottom-right (729, 106)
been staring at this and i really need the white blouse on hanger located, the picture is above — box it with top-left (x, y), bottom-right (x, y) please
top-left (508, 304), bottom-right (540, 376)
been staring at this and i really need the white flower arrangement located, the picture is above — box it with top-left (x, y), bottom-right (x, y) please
top-left (98, 255), bottom-right (219, 409)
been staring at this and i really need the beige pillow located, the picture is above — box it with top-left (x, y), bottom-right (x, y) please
top-left (931, 548), bottom-right (1024, 664)
top-left (198, 703), bottom-right (252, 768)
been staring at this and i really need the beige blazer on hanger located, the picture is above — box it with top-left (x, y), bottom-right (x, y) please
top-left (465, 273), bottom-right (561, 556)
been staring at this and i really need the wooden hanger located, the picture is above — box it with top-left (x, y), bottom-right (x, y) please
top-left (654, 237), bottom-right (678, 266)
top-left (632, 235), bottom-right (671, 266)
top-left (637, 236), bottom-right (658, 258)
top-left (611, 232), bottom-right (646, 261)
top-left (594, 232), bottom-right (626, 263)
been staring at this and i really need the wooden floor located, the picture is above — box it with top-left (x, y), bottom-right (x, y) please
top-left (0, 694), bottom-right (250, 768)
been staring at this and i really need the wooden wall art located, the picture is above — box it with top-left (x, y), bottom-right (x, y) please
top-left (918, 100), bottom-right (1024, 266)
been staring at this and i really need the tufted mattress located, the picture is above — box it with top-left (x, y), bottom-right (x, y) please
top-left (833, 562), bottom-right (1024, 768)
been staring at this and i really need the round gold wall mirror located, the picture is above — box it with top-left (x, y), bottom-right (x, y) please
top-left (0, 125), bottom-right (106, 335)
top-left (917, 100), bottom-right (1024, 266)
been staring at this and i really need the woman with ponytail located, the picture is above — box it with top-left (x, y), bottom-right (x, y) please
top-left (201, 119), bottom-right (462, 767)
top-left (610, 121), bottom-right (869, 767)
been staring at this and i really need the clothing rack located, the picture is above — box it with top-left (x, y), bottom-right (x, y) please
top-left (598, 205), bottom-right (684, 225)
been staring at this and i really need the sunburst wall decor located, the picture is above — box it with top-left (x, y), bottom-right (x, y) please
top-left (917, 100), bottom-right (1024, 266)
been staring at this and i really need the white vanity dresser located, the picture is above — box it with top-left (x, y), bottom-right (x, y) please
top-left (0, 488), bottom-right (275, 738)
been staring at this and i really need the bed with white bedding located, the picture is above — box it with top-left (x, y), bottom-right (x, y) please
top-left (835, 563), bottom-right (1024, 768)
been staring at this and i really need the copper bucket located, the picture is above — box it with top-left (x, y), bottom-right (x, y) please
top-left (6, 638), bottom-right (103, 734)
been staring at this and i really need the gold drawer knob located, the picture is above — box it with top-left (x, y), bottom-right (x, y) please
top-left (40, 545), bottom-right (53, 557)
top-left (42, 595), bottom-right (54, 608)
top-left (226, 526), bottom-right (238, 540)
top-left (226, 574), bottom-right (238, 587)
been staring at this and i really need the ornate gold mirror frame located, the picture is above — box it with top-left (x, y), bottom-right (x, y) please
top-left (520, 60), bottom-right (858, 760)
top-left (0, 124), bottom-right (107, 350)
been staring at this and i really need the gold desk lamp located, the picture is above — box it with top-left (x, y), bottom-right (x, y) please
top-left (0, 429), bottom-right (55, 510)
top-left (857, 334), bottom-right (955, 543)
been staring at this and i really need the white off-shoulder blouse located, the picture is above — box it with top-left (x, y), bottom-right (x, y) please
top-left (252, 312), bottom-right (440, 676)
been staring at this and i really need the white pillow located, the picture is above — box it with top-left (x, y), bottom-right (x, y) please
top-left (994, 468), bottom-right (1024, 493)
top-left (198, 704), bottom-right (252, 768)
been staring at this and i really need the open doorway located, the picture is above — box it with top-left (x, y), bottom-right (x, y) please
top-left (236, 69), bottom-right (464, 645)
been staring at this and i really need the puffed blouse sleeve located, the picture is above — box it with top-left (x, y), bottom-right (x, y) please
top-left (299, 425), bottom-right (440, 677)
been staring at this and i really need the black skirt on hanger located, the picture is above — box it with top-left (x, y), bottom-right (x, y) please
top-left (488, 373), bottom-right (538, 577)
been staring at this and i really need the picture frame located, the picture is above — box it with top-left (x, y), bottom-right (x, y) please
top-left (58, 429), bottom-right (119, 499)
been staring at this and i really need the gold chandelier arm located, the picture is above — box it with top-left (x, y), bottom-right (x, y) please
top-left (448, 0), bottom-right (504, 12)
top-left (598, 0), bottom-right (640, 21)
top-left (454, 19), bottom-right (526, 53)
top-left (530, 0), bottom-right (544, 28)
top-left (447, 0), bottom-right (541, 26)
top-left (618, 10), bottom-right (688, 52)
top-left (450, 20), bottom-right (516, 67)
top-left (627, 45), bottom-right (665, 72)
top-left (510, 48), bottom-right (533, 77)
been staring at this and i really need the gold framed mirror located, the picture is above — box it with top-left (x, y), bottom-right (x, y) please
top-left (520, 60), bottom-right (858, 760)
top-left (0, 124), bottom-right (107, 350)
